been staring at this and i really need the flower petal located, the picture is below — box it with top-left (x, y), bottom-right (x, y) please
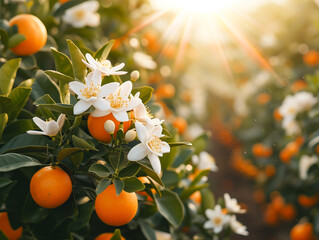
top-left (69, 81), bottom-right (86, 96)
top-left (127, 143), bottom-right (148, 161)
top-left (91, 70), bottom-right (102, 86)
top-left (203, 221), bottom-right (214, 229)
top-left (57, 114), bottom-right (66, 129)
top-left (205, 209), bottom-right (215, 219)
top-left (148, 153), bottom-right (161, 174)
top-left (92, 98), bottom-right (110, 111)
top-left (151, 125), bottom-right (163, 137)
top-left (161, 141), bottom-right (170, 154)
top-left (32, 117), bottom-right (47, 132)
top-left (91, 109), bottom-right (111, 117)
top-left (118, 81), bottom-right (132, 98)
top-left (100, 82), bottom-right (120, 97)
top-left (112, 111), bottom-right (129, 122)
top-left (111, 63), bottom-right (125, 71)
top-left (86, 53), bottom-right (97, 67)
top-left (45, 121), bottom-right (60, 136)
top-left (26, 130), bottom-right (48, 136)
top-left (135, 121), bottom-right (149, 144)
top-left (74, 100), bottom-right (91, 115)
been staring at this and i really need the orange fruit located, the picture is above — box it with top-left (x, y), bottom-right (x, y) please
top-left (298, 194), bottom-right (319, 208)
top-left (190, 191), bottom-right (201, 204)
top-left (252, 143), bottom-right (273, 158)
top-left (280, 204), bottom-right (296, 221)
top-left (87, 112), bottom-right (132, 143)
top-left (264, 205), bottom-right (279, 226)
top-left (257, 93), bottom-right (271, 105)
top-left (155, 83), bottom-right (175, 99)
top-left (265, 165), bottom-right (276, 177)
top-left (303, 50), bottom-right (319, 67)
top-left (0, 212), bottom-right (23, 240)
top-left (290, 222), bottom-right (315, 240)
top-left (291, 80), bottom-right (307, 93)
top-left (59, 0), bottom-right (70, 4)
top-left (273, 108), bottom-right (283, 121)
top-left (9, 14), bottom-right (47, 56)
top-left (316, 145), bottom-right (319, 155)
top-left (30, 166), bottom-right (72, 208)
top-left (95, 184), bottom-right (138, 226)
top-left (271, 194), bottom-right (285, 212)
top-left (172, 117), bottom-right (187, 134)
top-left (280, 142), bottom-right (299, 163)
top-left (95, 233), bottom-right (125, 240)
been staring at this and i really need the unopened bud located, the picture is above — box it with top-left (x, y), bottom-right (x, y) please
top-left (124, 129), bottom-right (136, 142)
top-left (104, 120), bottom-right (115, 134)
top-left (130, 70), bottom-right (140, 82)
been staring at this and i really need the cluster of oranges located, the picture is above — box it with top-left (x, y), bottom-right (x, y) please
top-left (251, 143), bottom-right (273, 158)
top-left (231, 148), bottom-right (259, 178)
top-left (279, 137), bottom-right (304, 164)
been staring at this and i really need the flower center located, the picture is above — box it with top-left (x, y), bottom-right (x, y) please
top-left (80, 82), bottom-right (101, 99)
top-left (106, 92), bottom-right (129, 109)
top-left (97, 60), bottom-right (111, 69)
top-left (74, 10), bottom-right (86, 20)
top-left (148, 136), bottom-right (162, 153)
top-left (213, 217), bottom-right (222, 226)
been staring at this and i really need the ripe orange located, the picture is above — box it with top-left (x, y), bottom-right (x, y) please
top-left (280, 142), bottom-right (299, 163)
top-left (303, 50), bottom-right (319, 67)
top-left (271, 195), bottom-right (285, 212)
top-left (280, 204), bottom-right (296, 221)
top-left (0, 212), bottom-right (23, 240)
top-left (291, 80), bottom-right (307, 93)
top-left (252, 143), bottom-right (273, 158)
top-left (273, 108), bottom-right (283, 121)
top-left (265, 165), bottom-right (276, 177)
top-left (30, 166), bottom-right (72, 208)
top-left (172, 117), bottom-right (187, 134)
top-left (257, 93), bottom-right (271, 105)
top-left (95, 184), bottom-right (138, 226)
top-left (87, 112), bottom-right (132, 143)
top-left (264, 205), bottom-right (279, 226)
top-left (9, 14), bottom-right (47, 56)
top-left (155, 83), bottom-right (175, 99)
top-left (298, 194), bottom-right (319, 208)
top-left (190, 191), bottom-right (201, 204)
top-left (95, 233), bottom-right (125, 240)
top-left (290, 222), bottom-right (315, 240)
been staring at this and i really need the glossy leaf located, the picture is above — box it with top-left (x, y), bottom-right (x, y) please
top-left (21, 194), bottom-right (50, 223)
top-left (114, 178), bottom-right (124, 196)
top-left (0, 58), bottom-right (20, 96)
top-left (139, 220), bottom-right (156, 240)
top-left (57, 148), bottom-right (83, 162)
top-left (72, 135), bottom-right (97, 151)
top-left (89, 164), bottom-right (110, 178)
top-left (0, 153), bottom-right (42, 172)
top-left (7, 87), bottom-right (32, 121)
top-left (94, 39), bottom-right (115, 60)
top-left (132, 86), bottom-right (154, 104)
top-left (0, 113), bottom-right (8, 140)
top-left (123, 177), bottom-right (145, 192)
top-left (45, 70), bottom-right (74, 84)
top-left (68, 201), bottom-right (94, 231)
top-left (161, 170), bottom-right (179, 187)
top-left (136, 159), bottom-right (164, 187)
top-left (7, 33), bottom-right (26, 48)
top-left (96, 179), bottom-right (111, 195)
top-left (67, 39), bottom-right (87, 82)
top-left (3, 119), bottom-right (36, 142)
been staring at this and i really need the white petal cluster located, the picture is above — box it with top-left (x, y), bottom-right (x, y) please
top-left (27, 114), bottom-right (66, 137)
top-left (127, 122), bottom-right (170, 174)
top-left (229, 215), bottom-right (249, 236)
top-left (204, 205), bottom-right (230, 233)
top-left (224, 193), bottom-right (246, 214)
top-left (62, 1), bottom-right (100, 28)
top-left (299, 155), bottom-right (318, 180)
top-left (192, 151), bottom-right (218, 172)
top-left (279, 92), bottom-right (317, 136)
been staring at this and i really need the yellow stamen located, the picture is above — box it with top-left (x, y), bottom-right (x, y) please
top-left (148, 136), bottom-right (162, 153)
top-left (213, 217), bottom-right (222, 225)
top-left (106, 90), bottom-right (129, 109)
top-left (74, 10), bottom-right (86, 20)
top-left (80, 82), bottom-right (101, 99)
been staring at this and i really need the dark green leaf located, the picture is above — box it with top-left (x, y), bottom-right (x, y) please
top-left (200, 188), bottom-right (215, 213)
top-left (118, 163), bottom-right (140, 178)
top-left (57, 148), bottom-right (83, 162)
top-left (72, 135), bottom-right (97, 151)
top-left (114, 179), bottom-right (124, 196)
top-left (7, 87), bottom-right (32, 121)
top-left (50, 47), bottom-right (74, 77)
top-left (67, 39), bottom-right (87, 82)
top-left (89, 164), bottom-right (110, 178)
top-left (123, 177), bottom-right (145, 192)
top-left (139, 220), bottom-right (156, 240)
top-left (0, 153), bottom-right (42, 172)
top-left (172, 148), bottom-right (194, 168)
top-left (132, 86), bottom-right (154, 104)
top-left (7, 33), bottom-right (26, 48)
top-left (0, 58), bottom-right (20, 96)
top-left (161, 170), bottom-right (179, 187)
top-left (35, 103), bottom-right (74, 115)
top-left (4, 145), bottom-right (53, 155)
top-left (33, 94), bottom-right (55, 105)
top-left (96, 179), bottom-right (111, 195)
top-left (69, 201), bottom-right (94, 231)
top-left (21, 194), bottom-right (50, 223)
top-left (154, 189), bottom-right (184, 227)
top-left (180, 183), bottom-right (209, 201)
top-left (136, 159), bottom-right (164, 187)
top-left (192, 133), bottom-right (210, 154)
top-left (45, 70), bottom-right (74, 84)
top-left (3, 119), bottom-right (36, 141)
top-left (0, 96), bottom-right (12, 114)
top-left (0, 178), bottom-right (13, 188)
top-left (94, 40), bottom-right (115, 60)
top-left (0, 113), bottom-right (8, 140)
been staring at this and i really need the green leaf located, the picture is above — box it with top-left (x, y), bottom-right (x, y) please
top-left (68, 201), bottom-right (94, 231)
top-left (50, 48), bottom-right (74, 77)
top-left (0, 113), bottom-right (8, 140)
top-left (89, 164), bottom-right (110, 178)
top-left (4, 145), bottom-right (53, 155)
top-left (18, 78), bottom-right (35, 88)
top-left (114, 178), bottom-right (124, 196)
top-left (180, 183), bottom-right (209, 201)
top-left (154, 189), bottom-right (184, 228)
top-left (118, 163), bottom-right (140, 178)
top-left (35, 103), bottom-right (74, 115)
top-left (160, 132), bottom-right (179, 169)
top-left (7, 33), bottom-right (26, 48)
top-left (45, 70), bottom-right (74, 84)
top-left (67, 39), bottom-right (87, 82)
top-left (169, 142), bottom-right (192, 147)
top-left (0, 180), bottom-right (16, 205)
top-left (0, 178), bottom-right (13, 188)
top-left (0, 96), bottom-right (12, 114)
top-left (110, 229), bottom-right (123, 240)
top-left (192, 133), bottom-right (209, 154)
top-left (0, 58), bottom-right (20, 96)
top-left (53, 0), bottom-right (87, 16)
top-left (33, 94), bottom-right (55, 105)
top-left (70, 151), bottom-right (83, 168)
top-left (200, 188), bottom-right (215, 213)
top-left (3, 119), bottom-right (36, 142)
top-left (161, 170), bottom-right (179, 187)
top-left (123, 177), bottom-right (145, 192)
top-left (189, 169), bottom-right (210, 187)
top-left (139, 220), bottom-right (156, 240)
top-left (31, 70), bottom-right (61, 103)
top-left (132, 86), bottom-right (154, 104)
top-left (0, 25), bottom-right (9, 46)
top-left (96, 179), bottom-right (111, 195)
top-left (72, 135), bottom-right (97, 151)
top-left (172, 148), bottom-right (194, 168)
top-left (136, 159), bottom-right (164, 187)
top-left (57, 148), bottom-right (83, 162)
top-left (0, 153), bottom-right (42, 172)
top-left (7, 87), bottom-right (32, 121)
top-left (21, 194), bottom-right (50, 223)
top-left (94, 40), bottom-right (115, 61)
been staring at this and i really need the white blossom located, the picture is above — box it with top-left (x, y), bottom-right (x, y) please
top-left (127, 122), bottom-right (170, 174)
top-left (299, 155), bottom-right (318, 180)
top-left (62, 1), bottom-right (100, 28)
top-left (82, 53), bottom-right (127, 77)
top-left (192, 151), bottom-right (218, 172)
top-left (224, 193), bottom-right (246, 214)
top-left (133, 52), bottom-right (157, 70)
top-left (229, 215), bottom-right (249, 236)
top-left (91, 81), bottom-right (141, 122)
top-left (69, 71), bottom-right (119, 115)
top-left (27, 114), bottom-right (65, 137)
top-left (133, 103), bottom-right (164, 130)
top-left (204, 205), bottom-right (230, 234)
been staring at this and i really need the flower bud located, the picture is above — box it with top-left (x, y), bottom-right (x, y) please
top-left (124, 129), bottom-right (136, 142)
top-left (104, 120), bottom-right (115, 134)
top-left (130, 70), bottom-right (140, 82)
